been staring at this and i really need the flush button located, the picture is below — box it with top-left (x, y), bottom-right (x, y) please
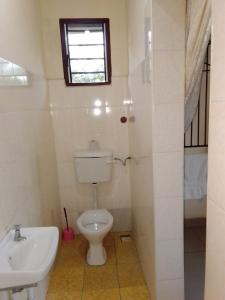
top-left (120, 116), bottom-right (127, 123)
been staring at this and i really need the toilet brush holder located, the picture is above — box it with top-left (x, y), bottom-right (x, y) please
top-left (62, 227), bottom-right (75, 242)
top-left (62, 207), bottom-right (75, 242)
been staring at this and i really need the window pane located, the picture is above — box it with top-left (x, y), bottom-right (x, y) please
top-left (69, 45), bottom-right (104, 59)
top-left (72, 73), bottom-right (105, 83)
top-left (68, 31), bottom-right (103, 45)
top-left (70, 59), bottom-right (105, 73)
top-left (60, 19), bottom-right (111, 85)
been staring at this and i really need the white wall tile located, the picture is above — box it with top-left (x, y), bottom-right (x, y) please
top-left (156, 278), bottom-right (184, 300)
top-left (210, 0), bottom-right (225, 102)
top-left (49, 78), bottom-right (128, 109)
top-left (207, 102), bottom-right (225, 211)
top-left (156, 239), bottom-right (184, 280)
top-left (154, 197), bottom-right (183, 241)
top-left (153, 152), bottom-right (183, 198)
top-left (205, 199), bottom-right (225, 300)
top-left (152, 0), bottom-right (185, 51)
top-left (50, 76), bottom-right (132, 231)
top-left (128, 0), bottom-right (185, 298)
top-left (153, 103), bottom-right (184, 153)
top-left (152, 50), bottom-right (185, 103)
top-left (0, 77), bottom-right (61, 240)
top-left (205, 2), bottom-right (225, 299)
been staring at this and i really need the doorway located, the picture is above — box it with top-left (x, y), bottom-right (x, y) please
top-left (184, 42), bottom-right (211, 300)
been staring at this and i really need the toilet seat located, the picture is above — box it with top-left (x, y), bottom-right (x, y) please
top-left (77, 209), bottom-right (113, 265)
top-left (84, 222), bottom-right (107, 231)
top-left (77, 209), bottom-right (113, 234)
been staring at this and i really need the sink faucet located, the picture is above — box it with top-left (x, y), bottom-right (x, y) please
top-left (13, 225), bottom-right (26, 242)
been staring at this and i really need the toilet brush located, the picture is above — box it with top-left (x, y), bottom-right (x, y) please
top-left (62, 207), bottom-right (75, 242)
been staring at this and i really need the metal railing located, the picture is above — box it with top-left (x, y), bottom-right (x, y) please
top-left (184, 42), bottom-right (211, 148)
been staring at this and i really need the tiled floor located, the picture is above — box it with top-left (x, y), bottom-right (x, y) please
top-left (47, 232), bottom-right (150, 300)
top-left (184, 226), bottom-right (206, 300)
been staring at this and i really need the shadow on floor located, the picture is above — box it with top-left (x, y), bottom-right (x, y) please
top-left (184, 226), bottom-right (206, 300)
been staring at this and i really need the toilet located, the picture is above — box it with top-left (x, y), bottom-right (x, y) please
top-left (74, 141), bottom-right (114, 265)
top-left (77, 209), bottom-right (113, 265)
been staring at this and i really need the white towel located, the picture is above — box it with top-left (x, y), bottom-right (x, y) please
top-left (184, 154), bottom-right (208, 200)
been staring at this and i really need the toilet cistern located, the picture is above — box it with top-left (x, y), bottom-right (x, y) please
top-left (73, 141), bottom-right (113, 209)
top-left (73, 144), bottom-right (112, 184)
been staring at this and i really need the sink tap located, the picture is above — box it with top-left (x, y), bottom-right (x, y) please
top-left (13, 225), bottom-right (26, 242)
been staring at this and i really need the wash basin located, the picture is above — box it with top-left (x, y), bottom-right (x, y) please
top-left (0, 227), bottom-right (59, 290)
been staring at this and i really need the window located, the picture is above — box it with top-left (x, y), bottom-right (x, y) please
top-left (59, 18), bottom-right (112, 86)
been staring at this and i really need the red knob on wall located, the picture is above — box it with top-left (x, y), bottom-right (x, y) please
top-left (120, 116), bottom-right (127, 123)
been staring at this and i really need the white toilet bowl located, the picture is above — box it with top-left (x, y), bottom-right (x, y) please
top-left (77, 209), bottom-right (113, 265)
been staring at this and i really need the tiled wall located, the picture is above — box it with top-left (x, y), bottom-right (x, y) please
top-left (127, 0), bottom-right (156, 299)
top-left (152, 1), bottom-right (185, 298)
top-left (0, 1), bottom-right (61, 237)
top-left (0, 1), bottom-right (61, 299)
top-left (40, 0), bottom-right (128, 79)
top-left (128, 0), bottom-right (185, 299)
top-left (205, 1), bottom-right (225, 298)
top-left (40, 0), bottom-right (131, 232)
top-left (49, 79), bottom-right (131, 232)
top-left (0, 76), bottom-right (60, 240)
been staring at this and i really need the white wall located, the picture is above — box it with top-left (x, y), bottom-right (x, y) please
top-left (0, 1), bottom-right (61, 299)
top-left (40, 0), bottom-right (128, 79)
top-left (205, 1), bottom-right (225, 298)
top-left (152, 1), bottom-right (185, 298)
top-left (40, 0), bottom-right (131, 232)
top-left (0, 0), bottom-right (44, 75)
top-left (128, 0), bottom-right (156, 298)
top-left (128, 0), bottom-right (185, 299)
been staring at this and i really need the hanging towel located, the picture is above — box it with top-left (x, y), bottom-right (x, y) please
top-left (184, 154), bottom-right (208, 200)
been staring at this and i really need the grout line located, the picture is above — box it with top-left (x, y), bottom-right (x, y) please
top-left (111, 233), bottom-right (121, 296)
top-left (80, 241), bottom-right (87, 299)
top-left (114, 235), bottom-right (122, 300)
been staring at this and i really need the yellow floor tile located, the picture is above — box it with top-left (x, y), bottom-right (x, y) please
top-left (60, 236), bottom-right (88, 257)
top-left (47, 290), bottom-right (82, 300)
top-left (82, 288), bottom-right (120, 300)
top-left (116, 236), bottom-right (139, 264)
top-left (103, 232), bottom-right (115, 246)
top-left (55, 251), bottom-right (85, 268)
top-left (120, 286), bottom-right (150, 300)
top-left (84, 265), bottom-right (119, 291)
top-left (48, 266), bottom-right (84, 292)
top-left (117, 263), bottom-right (146, 288)
top-left (47, 232), bottom-right (151, 299)
top-left (105, 245), bottom-right (117, 265)
top-left (55, 236), bottom-right (87, 268)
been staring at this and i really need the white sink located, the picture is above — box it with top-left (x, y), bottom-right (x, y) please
top-left (0, 227), bottom-right (59, 290)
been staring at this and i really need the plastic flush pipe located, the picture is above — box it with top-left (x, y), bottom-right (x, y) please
top-left (92, 183), bottom-right (98, 209)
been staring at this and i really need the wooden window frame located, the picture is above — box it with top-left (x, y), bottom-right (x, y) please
top-left (59, 18), bottom-right (112, 86)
